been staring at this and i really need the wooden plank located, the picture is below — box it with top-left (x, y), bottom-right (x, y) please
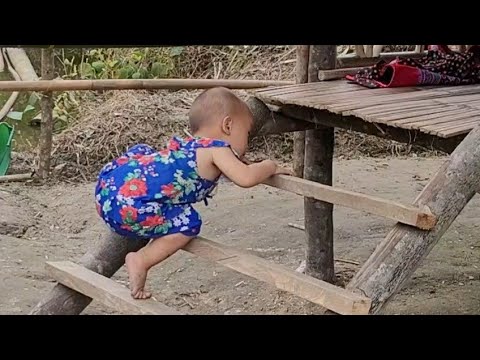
top-left (280, 105), bottom-right (465, 150)
top-left (396, 110), bottom-right (480, 129)
top-left (318, 67), bottom-right (366, 81)
top-left (263, 175), bottom-right (437, 230)
top-left (440, 121), bottom-right (480, 137)
top-left (183, 237), bottom-right (371, 315)
top-left (430, 119), bottom-right (480, 137)
top-left (327, 88), bottom-right (480, 113)
top-left (286, 87), bottom-right (412, 104)
top-left (424, 117), bottom-right (480, 132)
top-left (274, 86), bottom-right (369, 101)
top-left (372, 106), bottom-right (453, 124)
top-left (254, 81), bottom-right (345, 95)
top-left (346, 99), bottom-right (438, 116)
top-left (45, 261), bottom-right (181, 315)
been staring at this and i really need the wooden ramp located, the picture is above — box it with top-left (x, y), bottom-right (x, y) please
top-left (46, 261), bottom-right (181, 315)
top-left (254, 81), bottom-right (480, 138)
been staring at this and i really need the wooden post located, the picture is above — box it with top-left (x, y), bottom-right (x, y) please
top-left (347, 124), bottom-right (480, 314)
top-left (293, 45), bottom-right (309, 178)
top-left (30, 230), bottom-right (148, 315)
top-left (37, 48), bottom-right (54, 179)
top-left (304, 45), bottom-right (337, 282)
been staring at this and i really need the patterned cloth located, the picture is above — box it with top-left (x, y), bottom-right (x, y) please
top-left (346, 45), bottom-right (480, 88)
top-left (95, 136), bottom-right (231, 240)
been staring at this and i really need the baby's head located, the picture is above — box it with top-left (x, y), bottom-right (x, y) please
top-left (189, 87), bottom-right (253, 157)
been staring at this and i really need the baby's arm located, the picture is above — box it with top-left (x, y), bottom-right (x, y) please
top-left (211, 148), bottom-right (291, 188)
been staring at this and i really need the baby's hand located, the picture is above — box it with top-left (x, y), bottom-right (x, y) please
top-left (275, 166), bottom-right (294, 176)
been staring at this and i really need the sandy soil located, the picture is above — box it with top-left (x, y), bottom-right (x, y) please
top-left (1, 157), bottom-right (479, 315)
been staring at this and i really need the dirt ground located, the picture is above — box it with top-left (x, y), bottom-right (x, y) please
top-left (1, 157), bottom-right (479, 315)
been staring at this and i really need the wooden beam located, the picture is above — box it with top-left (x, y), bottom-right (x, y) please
top-left (183, 237), bottom-right (371, 315)
top-left (263, 175), bottom-right (436, 230)
top-left (46, 261), bottom-right (181, 315)
top-left (304, 45), bottom-right (337, 282)
top-left (347, 124), bottom-right (480, 313)
top-left (0, 79), bottom-right (293, 92)
top-left (293, 45), bottom-right (310, 178)
top-left (30, 230), bottom-right (149, 315)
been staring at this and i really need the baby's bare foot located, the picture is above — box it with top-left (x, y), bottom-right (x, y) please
top-left (125, 252), bottom-right (151, 299)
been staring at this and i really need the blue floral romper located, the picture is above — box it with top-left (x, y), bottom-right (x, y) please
top-left (95, 136), bottom-right (230, 240)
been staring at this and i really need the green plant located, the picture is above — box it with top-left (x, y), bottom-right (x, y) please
top-left (6, 93), bottom-right (39, 122)
top-left (57, 47), bottom-right (185, 80)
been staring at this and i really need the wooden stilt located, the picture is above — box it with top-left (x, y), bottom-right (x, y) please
top-left (304, 45), bottom-right (337, 282)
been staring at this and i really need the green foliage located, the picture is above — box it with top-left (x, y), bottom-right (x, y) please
top-left (57, 47), bottom-right (185, 80)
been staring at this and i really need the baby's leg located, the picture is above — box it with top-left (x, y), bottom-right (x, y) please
top-left (125, 233), bottom-right (193, 299)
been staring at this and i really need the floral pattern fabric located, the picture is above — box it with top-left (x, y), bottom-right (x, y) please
top-left (95, 136), bottom-right (230, 240)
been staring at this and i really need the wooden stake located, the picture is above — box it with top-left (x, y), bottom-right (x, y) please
top-left (347, 124), bottom-right (480, 313)
top-left (37, 48), bottom-right (54, 179)
top-left (293, 45), bottom-right (309, 178)
top-left (0, 79), bottom-right (293, 92)
top-left (304, 45), bottom-right (337, 282)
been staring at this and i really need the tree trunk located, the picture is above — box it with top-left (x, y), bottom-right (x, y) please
top-left (304, 45), bottom-right (337, 282)
top-left (347, 125), bottom-right (480, 313)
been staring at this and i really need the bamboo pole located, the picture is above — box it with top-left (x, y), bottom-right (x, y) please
top-left (0, 173), bottom-right (34, 183)
top-left (37, 48), bottom-right (54, 179)
top-left (0, 79), bottom-right (293, 92)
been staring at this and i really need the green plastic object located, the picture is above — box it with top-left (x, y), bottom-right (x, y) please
top-left (0, 122), bottom-right (14, 176)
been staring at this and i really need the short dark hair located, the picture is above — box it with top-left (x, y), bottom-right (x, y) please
top-left (189, 87), bottom-right (252, 133)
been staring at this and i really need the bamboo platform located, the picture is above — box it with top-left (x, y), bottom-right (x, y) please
top-left (254, 81), bottom-right (480, 139)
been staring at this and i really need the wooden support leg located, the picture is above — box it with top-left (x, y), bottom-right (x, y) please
top-left (304, 45), bottom-right (337, 282)
top-left (347, 125), bottom-right (480, 314)
top-left (30, 230), bottom-right (148, 315)
top-left (293, 45), bottom-right (310, 178)
top-left (304, 127), bottom-right (335, 282)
